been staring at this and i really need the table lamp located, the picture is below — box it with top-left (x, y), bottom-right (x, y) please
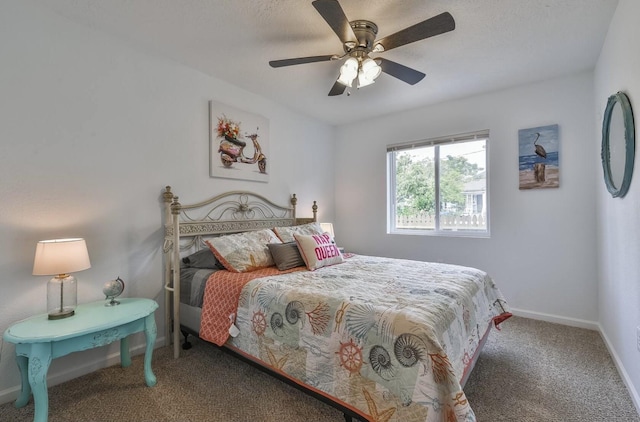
top-left (33, 238), bottom-right (91, 320)
top-left (320, 223), bottom-right (335, 239)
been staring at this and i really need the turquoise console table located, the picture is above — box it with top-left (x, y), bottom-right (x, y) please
top-left (3, 297), bottom-right (158, 422)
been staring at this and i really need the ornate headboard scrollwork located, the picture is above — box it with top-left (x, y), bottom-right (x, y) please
top-left (161, 186), bottom-right (317, 358)
top-left (163, 187), bottom-right (316, 241)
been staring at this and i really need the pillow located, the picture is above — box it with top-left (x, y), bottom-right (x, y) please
top-left (182, 248), bottom-right (223, 269)
top-left (273, 221), bottom-right (324, 243)
top-left (268, 242), bottom-right (305, 271)
top-left (206, 229), bottom-right (282, 273)
top-left (294, 232), bottom-right (343, 271)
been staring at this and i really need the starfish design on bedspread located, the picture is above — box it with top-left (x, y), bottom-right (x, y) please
top-left (363, 388), bottom-right (396, 422)
top-left (265, 346), bottom-right (289, 370)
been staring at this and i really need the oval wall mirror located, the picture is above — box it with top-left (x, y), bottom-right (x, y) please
top-left (601, 91), bottom-right (635, 198)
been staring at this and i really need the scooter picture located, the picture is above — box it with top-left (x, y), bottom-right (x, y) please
top-left (216, 116), bottom-right (267, 174)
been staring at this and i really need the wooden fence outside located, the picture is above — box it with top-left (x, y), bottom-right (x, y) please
top-left (397, 212), bottom-right (486, 230)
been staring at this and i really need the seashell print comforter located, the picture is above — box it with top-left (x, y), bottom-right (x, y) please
top-left (201, 254), bottom-right (511, 422)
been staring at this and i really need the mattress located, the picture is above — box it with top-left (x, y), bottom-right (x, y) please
top-left (179, 265), bottom-right (215, 308)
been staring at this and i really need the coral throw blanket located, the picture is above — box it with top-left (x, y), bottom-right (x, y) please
top-left (199, 266), bottom-right (304, 346)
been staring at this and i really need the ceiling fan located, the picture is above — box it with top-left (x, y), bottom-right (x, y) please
top-left (269, 0), bottom-right (455, 96)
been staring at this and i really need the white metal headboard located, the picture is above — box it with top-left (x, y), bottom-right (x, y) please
top-left (161, 186), bottom-right (317, 358)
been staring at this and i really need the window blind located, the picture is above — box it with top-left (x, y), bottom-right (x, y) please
top-left (387, 129), bottom-right (490, 153)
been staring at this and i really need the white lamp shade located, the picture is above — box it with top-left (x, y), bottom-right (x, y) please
top-left (320, 223), bottom-right (335, 238)
top-left (357, 70), bottom-right (376, 88)
top-left (337, 57), bottom-right (358, 87)
top-left (33, 238), bottom-right (91, 276)
top-left (358, 58), bottom-right (381, 88)
top-left (361, 58), bottom-right (382, 80)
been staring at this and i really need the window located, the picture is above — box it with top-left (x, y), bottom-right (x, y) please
top-left (387, 130), bottom-right (489, 237)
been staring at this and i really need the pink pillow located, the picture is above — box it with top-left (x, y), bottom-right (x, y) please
top-left (294, 232), bottom-right (343, 271)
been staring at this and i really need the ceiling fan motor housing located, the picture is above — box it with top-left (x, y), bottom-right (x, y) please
top-left (346, 20), bottom-right (378, 53)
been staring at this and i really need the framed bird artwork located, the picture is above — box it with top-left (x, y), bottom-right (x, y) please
top-left (518, 124), bottom-right (560, 189)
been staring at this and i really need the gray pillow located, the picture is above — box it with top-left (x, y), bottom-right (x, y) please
top-left (182, 248), bottom-right (222, 269)
top-left (268, 242), bottom-right (305, 271)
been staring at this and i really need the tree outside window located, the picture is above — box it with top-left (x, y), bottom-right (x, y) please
top-left (388, 132), bottom-right (489, 236)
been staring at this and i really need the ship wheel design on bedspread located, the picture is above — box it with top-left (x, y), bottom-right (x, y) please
top-left (252, 310), bottom-right (267, 336)
top-left (336, 338), bottom-right (363, 375)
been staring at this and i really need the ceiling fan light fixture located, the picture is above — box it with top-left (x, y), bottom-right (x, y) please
top-left (272, 1), bottom-right (456, 96)
top-left (357, 58), bottom-right (381, 88)
top-left (372, 43), bottom-right (385, 53)
top-left (357, 70), bottom-right (375, 88)
top-left (361, 58), bottom-right (382, 80)
top-left (337, 57), bottom-right (358, 87)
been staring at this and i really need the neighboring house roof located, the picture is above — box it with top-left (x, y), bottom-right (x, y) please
top-left (463, 179), bottom-right (485, 194)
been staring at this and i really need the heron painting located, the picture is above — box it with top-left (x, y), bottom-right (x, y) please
top-left (533, 132), bottom-right (547, 158)
top-left (518, 124), bottom-right (559, 189)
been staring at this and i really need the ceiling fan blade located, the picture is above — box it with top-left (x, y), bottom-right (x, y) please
top-left (328, 80), bottom-right (347, 96)
top-left (375, 12), bottom-right (455, 52)
top-left (269, 55), bottom-right (335, 68)
top-left (312, 0), bottom-right (357, 44)
top-left (378, 58), bottom-right (426, 85)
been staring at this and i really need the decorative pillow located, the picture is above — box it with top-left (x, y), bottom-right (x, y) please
top-left (205, 229), bottom-right (281, 273)
top-left (273, 221), bottom-right (324, 243)
top-left (182, 248), bottom-right (223, 269)
top-left (268, 242), bottom-right (305, 271)
top-left (294, 232), bottom-right (343, 271)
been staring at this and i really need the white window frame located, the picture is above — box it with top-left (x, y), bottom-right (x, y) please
top-left (387, 130), bottom-right (490, 238)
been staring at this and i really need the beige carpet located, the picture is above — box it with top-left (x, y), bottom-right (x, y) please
top-left (1, 316), bottom-right (638, 421)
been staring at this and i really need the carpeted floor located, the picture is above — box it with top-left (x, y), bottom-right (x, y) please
top-left (464, 317), bottom-right (639, 421)
top-left (1, 316), bottom-right (638, 421)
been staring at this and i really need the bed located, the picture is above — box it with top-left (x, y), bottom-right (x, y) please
top-left (161, 186), bottom-right (511, 422)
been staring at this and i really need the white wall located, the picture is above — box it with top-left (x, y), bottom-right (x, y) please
top-left (594, 0), bottom-right (640, 408)
top-left (334, 72), bottom-right (598, 326)
top-left (0, 0), bottom-right (334, 402)
top-left (4, 0), bottom-right (637, 412)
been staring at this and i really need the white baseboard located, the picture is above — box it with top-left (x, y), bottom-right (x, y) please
top-left (0, 336), bottom-right (165, 406)
top-left (510, 307), bottom-right (599, 330)
top-left (511, 308), bottom-right (640, 415)
top-left (597, 324), bottom-right (640, 416)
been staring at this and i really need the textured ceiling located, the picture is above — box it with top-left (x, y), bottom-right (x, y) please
top-left (32, 0), bottom-right (618, 125)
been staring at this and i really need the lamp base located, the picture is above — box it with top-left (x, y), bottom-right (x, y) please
top-left (48, 309), bottom-right (75, 320)
top-left (47, 274), bottom-right (77, 320)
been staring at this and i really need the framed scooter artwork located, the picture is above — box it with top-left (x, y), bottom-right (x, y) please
top-left (209, 100), bottom-right (269, 183)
